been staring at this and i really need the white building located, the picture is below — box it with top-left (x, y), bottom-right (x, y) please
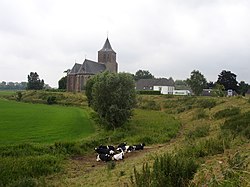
top-left (135, 78), bottom-right (175, 94)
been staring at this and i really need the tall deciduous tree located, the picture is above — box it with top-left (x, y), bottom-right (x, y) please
top-left (27, 72), bottom-right (44, 90)
top-left (134, 70), bottom-right (154, 81)
top-left (216, 70), bottom-right (238, 92)
top-left (58, 76), bottom-right (67, 89)
top-left (86, 71), bottom-right (136, 129)
top-left (238, 81), bottom-right (249, 96)
top-left (186, 70), bottom-right (207, 95)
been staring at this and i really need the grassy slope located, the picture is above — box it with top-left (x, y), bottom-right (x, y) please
top-left (47, 96), bottom-right (250, 186)
top-left (0, 99), bottom-right (95, 144)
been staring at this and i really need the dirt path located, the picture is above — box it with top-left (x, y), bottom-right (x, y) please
top-left (67, 124), bottom-right (186, 177)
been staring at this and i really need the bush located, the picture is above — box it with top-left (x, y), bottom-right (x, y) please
top-left (137, 90), bottom-right (161, 95)
top-left (214, 107), bottom-right (240, 119)
top-left (47, 96), bottom-right (57, 105)
top-left (131, 154), bottom-right (199, 187)
top-left (16, 91), bottom-right (23, 101)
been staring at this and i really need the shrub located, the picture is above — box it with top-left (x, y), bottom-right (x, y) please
top-left (131, 154), bottom-right (199, 187)
top-left (137, 90), bottom-right (161, 95)
top-left (47, 96), bottom-right (57, 105)
top-left (214, 107), bottom-right (240, 119)
top-left (16, 91), bottom-right (23, 101)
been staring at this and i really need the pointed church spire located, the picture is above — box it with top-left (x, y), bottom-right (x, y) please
top-left (100, 38), bottom-right (114, 52)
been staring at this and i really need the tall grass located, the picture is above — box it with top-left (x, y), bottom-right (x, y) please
top-left (214, 107), bottom-right (241, 119)
top-left (131, 154), bottom-right (199, 187)
top-left (186, 124), bottom-right (210, 139)
top-left (221, 111), bottom-right (250, 139)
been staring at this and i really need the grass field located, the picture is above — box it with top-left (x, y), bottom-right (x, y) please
top-left (0, 99), bottom-right (95, 144)
top-left (1, 91), bottom-right (249, 186)
top-left (0, 90), bottom-right (16, 96)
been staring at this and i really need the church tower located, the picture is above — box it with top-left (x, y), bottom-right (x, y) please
top-left (98, 38), bottom-right (118, 73)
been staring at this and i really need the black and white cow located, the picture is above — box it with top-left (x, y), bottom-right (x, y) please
top-left (117, 142), bottom-right (127, 152)
top-left (112, 150), bottom-right (124, 161)
top-left (98, 145), bottom-right (115, 151)
top-left (133, 143), bottom-right (145, 150)
top-left (94, 147), bottom-right (115, 155)
top-left (96, 154), bottom-right (112, 162)
top-left (125, 145), bottom-right (134, 153)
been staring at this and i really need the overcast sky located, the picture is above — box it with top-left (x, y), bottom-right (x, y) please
top-left (0, 0), bottom-right (250, 87)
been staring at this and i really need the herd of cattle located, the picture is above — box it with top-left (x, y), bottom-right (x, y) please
top-left (95, 142), bottom-right (146, 162)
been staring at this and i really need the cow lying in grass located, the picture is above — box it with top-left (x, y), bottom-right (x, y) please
top-left (95, 143), bottom-right (145, 162)
top-left (96, 154), bottom-right (112, 162)
top-left (94, 147), bottom-right (115, 155)
top-left (112, 149), bottom-right (124, 161)
top-left (133, 143), bottom-right (145, 150)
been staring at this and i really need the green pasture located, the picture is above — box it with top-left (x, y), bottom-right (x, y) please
top-left (0, 99), bottom-right (95, 145)
top-left (0, 90), bottom-right (15, 97)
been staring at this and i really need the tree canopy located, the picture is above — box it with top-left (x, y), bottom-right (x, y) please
top-left (238, 81), bottom-right (249, 96)
top-left (134, 70), bottom-right (154, 81)
top-left (186, 70), bottom-right (207, 96)
top-left (27, 72), bottom-right (44, 90)
top-left (86, 71), bottom-right (136, 129)
top-left (216, 70), bottom-right (238, 92)
top-left (58, 76), bottom-right (67, 90)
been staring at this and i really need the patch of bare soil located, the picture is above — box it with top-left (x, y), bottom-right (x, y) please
top-left (67, 124), bottom-right (186, 177)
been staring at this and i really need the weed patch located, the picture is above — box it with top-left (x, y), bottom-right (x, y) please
top-left (0, 155), bottom-right (61, 186)
top-left (186, 124), bottom-right (210, 139)
top-left (131, 154), bottom-right (199, 187)
top-left (214, 107), bottom-right (240, 119)
top-left (221, 112), bottom-right (250, 139)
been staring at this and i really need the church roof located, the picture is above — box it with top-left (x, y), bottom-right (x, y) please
top-left (99, 38), bottom-right (116, 53)
top-left (77, 59), bottom-right (106, 75)
top-left (68, 63), bottom-right (82, 74)
top-left (136, 78), bottom-right (175, 90)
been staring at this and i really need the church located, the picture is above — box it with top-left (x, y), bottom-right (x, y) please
top-left (67, 38), bottom-right (118, 92)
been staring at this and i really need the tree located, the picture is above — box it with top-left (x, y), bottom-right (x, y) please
top-left (216, 70), bottom-right (238, 92)
top-left (206, 81), bottom-right (215, 89)
top-left (86, 71), bottom-right (136, 129)
top-left (212, 83), bottom-right (225, 97)
top-left (186, 70), bottom-right (207, 95)
top-left (238, 81), bottom-right (249, 96)
top-left (27, 72), bottom-right (44, 90)
top-left (134, 70), bottom-right (154, 81)
top-left (58, 76), bottom-right (67, 89)
top-left (174, 80), bottom-right (190, 90)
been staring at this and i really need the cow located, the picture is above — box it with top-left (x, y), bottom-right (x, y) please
top-left (112, 151), bottom-right (124, 161)
top-left (125, 145), bottom-right (134, 153)
top-left (117, 142), bottom-right (127, 152)
top-left (94, 147), bottom-right (115, 155)
top-left (96, 154), bottom-right (112, 162)
top-left (98, 145), bottom-right (115, 151)
top-left (133, 143), bottom-right (145, 150)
